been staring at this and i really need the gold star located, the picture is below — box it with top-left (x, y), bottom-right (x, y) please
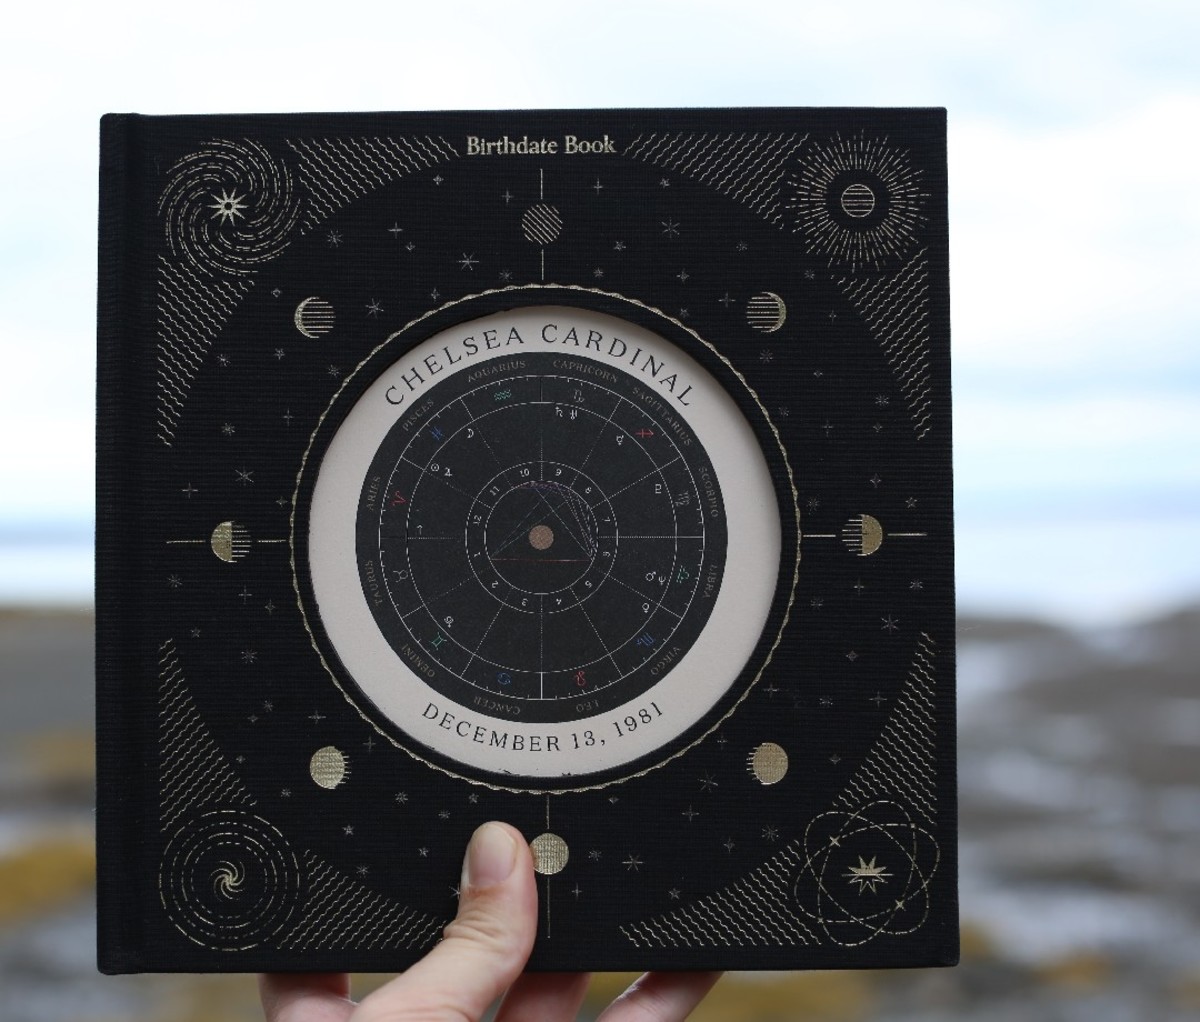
top-left (845, 855), bottom-right (892, 894)
top-left (208, 189), bottom-right (247, 224)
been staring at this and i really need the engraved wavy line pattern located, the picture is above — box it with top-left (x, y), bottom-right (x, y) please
top-left (156, 256), bottom-right (252, 445)
top-left (158, 138), bottom-right (302, 277)
top-left (833, 632), bottom-right (938, 824)
top-left (621, 632), bottom-right (941, 950)
top-left (619, 843), bottom-right (817, 948)
top-left (158, 639), bottom-right (254, 829)
top-left (281, 852), bottom-right (445, 951)
top-left (286, 136), bottom-right (461, 231)
top-left (838, 249), bottom-right (934, 439)
top-left (790, 697), bottom-right (942, 947)
top-left (624, 132), bottom-right (807, 226)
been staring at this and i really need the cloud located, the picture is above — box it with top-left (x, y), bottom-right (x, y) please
top-left (1, 0), bottom-right (1198, 617)
top-left (955, 390), bottom-right (1200, 522)
top-left (951, 92), bottom-right (1200, 376)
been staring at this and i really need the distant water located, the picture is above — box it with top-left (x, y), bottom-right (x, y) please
top-left (0, 541), bottom-right (92, 605)
top-left (955, 513), bottom-right (1200, 625)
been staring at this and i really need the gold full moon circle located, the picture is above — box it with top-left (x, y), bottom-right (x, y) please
top-left (529, 524), bottom-right (555, 550)
top-left (530, 832), bottom-right (569, 875)
top-left (294, 296), bottom-right (335, 339)
top-left (309, 746), bottom-right (348, 790)
top-left (748, 742), bottom-right (789, 785)
top-left (747, 292), bottom-right (787, 333)
top-left (210, 520), bottom-right (252, 563)
top-left (840, 182), bottom-right (877, 219)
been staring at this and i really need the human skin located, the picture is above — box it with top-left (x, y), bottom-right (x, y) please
top-left (259, 822), bottom-right (720, 1022)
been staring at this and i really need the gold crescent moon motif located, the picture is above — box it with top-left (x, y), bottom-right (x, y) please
top-left (294, 297), bottom-right (335, 339)
top-left (747, 292), bottom-right (787, 334)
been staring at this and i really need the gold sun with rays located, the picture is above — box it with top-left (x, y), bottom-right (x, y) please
top-left (787, 134), bottom-right (926, 272)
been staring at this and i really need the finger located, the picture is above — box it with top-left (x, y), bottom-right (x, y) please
top-left (356, 822), bottom-right (538, 1022)
top-left (597, 971), bottom-right (723, 1022)
top-left (494, 971), bottom-right (592, 1022)
top-left (258, 973), bottom-right (354, 1022)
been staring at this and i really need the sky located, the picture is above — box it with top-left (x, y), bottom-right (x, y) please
top-left (1, 0), bottom-right (1197, 624)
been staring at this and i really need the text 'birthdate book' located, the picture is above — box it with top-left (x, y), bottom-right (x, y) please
top-left (96, 107), bottom-right (956, 973)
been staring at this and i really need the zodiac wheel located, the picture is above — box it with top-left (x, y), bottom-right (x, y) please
top-left (300, 297), bottom-right (792, 784)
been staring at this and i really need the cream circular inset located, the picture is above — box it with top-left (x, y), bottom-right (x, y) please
top-left (305, 303), bottom-right (784, 783)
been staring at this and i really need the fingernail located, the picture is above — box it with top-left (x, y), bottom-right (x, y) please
top-left (463, 822), bottom-right (518, 892)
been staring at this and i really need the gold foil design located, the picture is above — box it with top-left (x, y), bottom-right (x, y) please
top-left (749, 742), bottom-right (790, 785)
top-left (212, 860), bottom-right (246, 899)
top-left (291, 284), bottom-right (801, 795)
top-left (309, 746), bottom-right (349, 789)
top-left (158, 639), bottom-right (254, 827)
top-left (281, 850), bottom-right (446, 952)
top-left (210, 520), bottom-right (253, 563)
top-left (841, 514), bottom-right (884, 557)
top-left (622, 634), bottom-right (943, 951)
top-left (840, 183), bottom-right (877, 219)
top-left (746, 292), bottom-right (787, 334)
top-left (294, 296), bottom-right (335, 338)
top-left (158, 809), bottom-right (301, 951)
top-left (530, 832), bottom-right (570, 876)
top-left (521, 204), bottom-right (563, 246)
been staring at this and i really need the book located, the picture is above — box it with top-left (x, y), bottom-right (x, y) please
top-left (96, 107), bottom-right (956, 973)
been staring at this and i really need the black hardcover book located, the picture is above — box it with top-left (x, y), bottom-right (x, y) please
top-left (96, 107), bottom-right (956, 973)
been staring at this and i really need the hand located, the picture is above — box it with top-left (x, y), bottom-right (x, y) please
top-left (260, 821), bottom-right (720, 1022)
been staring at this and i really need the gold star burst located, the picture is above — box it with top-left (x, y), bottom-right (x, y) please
top-left (787, 133), bottom-right (925, 271)
top-left (208, 188), bottom-right (248, 224)
top-left (844, 855), bottom-right (892, 894)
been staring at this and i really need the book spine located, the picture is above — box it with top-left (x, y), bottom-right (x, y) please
top-left (95, 112), bottom-right (147, 974)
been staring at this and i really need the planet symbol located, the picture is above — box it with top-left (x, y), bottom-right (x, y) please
top-left (746, 292), bottom-right (787, 334)
top-left (840, 183), bottom-right (877, 219)
top-left (530, 832), bottom-right (569, 875)
top-left (529, 524), bottom-right (555, 550)
top-left (294, 297), bottom-right (335, 339)
top-left (309, 746), bottom-right (349, 789)
top-left (522, 204), bottom-right (563, 245)
top-left (748, 742), bottom-right (790, 785)
top-left (840, 514), bottom-right (884, 557)
top-left (210, 520), bottom-right (252, 563)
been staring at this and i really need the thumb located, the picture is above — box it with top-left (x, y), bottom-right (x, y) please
top-left (356, 822), bottom-right (538, 1022)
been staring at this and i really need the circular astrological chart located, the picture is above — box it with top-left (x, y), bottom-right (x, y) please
top-left (306, 304), bottom-right (784, 781)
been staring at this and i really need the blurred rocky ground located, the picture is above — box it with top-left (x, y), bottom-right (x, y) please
top-left (0, 606), bottom-right (1197, 1021)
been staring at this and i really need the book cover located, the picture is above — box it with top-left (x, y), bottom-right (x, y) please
top-left (96, 107), bottom-right (956, 973)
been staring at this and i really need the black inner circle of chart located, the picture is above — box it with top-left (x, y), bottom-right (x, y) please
top-left (356, 353), bottom-right (728, 725)
top-left (466, 461), bottom-right (615, 611)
